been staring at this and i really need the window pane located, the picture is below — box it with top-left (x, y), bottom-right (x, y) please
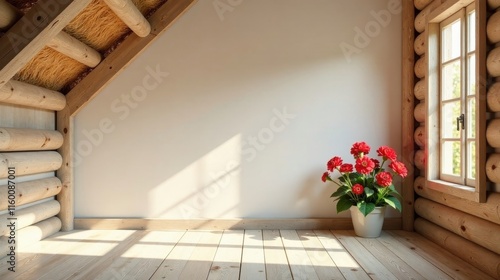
top-left (442, 141), bottom-right (461, 176)
top-left (442, 101), bottom-right (461, 138)
top-left (468, 11), bottom-right (476, 52)
top-left (468, 54), bottom-right (475, 96)
top-left (442, 61), bottom-right (461, 100)
top-left (468, 141), bottom-right (476, 180)
top-left (442, 19), bottom-right (461, 62)
top-left (467, 97), bottom-right (476, 138)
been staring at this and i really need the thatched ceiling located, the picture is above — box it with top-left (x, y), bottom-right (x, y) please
top-left (3, 0), bottom-right (166, 93)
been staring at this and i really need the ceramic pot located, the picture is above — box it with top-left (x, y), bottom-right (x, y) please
top-left (350, 205), bottom-right (386, 238)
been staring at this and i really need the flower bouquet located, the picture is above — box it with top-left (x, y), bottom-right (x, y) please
top-left (321, 141), bottom-right (408, 216)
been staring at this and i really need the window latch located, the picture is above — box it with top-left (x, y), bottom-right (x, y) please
top-left (456, 114), bottom-right (465, 131)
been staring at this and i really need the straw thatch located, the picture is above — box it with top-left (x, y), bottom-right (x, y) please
top-left (6, 0), bottom-right (164, 92)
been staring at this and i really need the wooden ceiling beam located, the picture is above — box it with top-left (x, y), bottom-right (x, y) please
top-left (0, 79), bottom-right (66, 111)
top-left (0, 0), bottom-right (92, 88)
top-left (48, 31), bottom-right (102, 68)
top-left (66, 0), bottom-right (197, 116)
top-left (0, 0), bottom-right (22, 31)
top-left (103, 0), bottom-right (151, 37)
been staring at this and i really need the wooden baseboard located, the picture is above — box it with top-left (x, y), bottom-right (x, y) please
top-left (74, 218), bottom-right (402, 230)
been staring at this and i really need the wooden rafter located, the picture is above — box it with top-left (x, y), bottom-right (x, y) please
top-left (0, 0), bottom-right (92, 87)
top-left (103, 0), bottom-right (151, 38)
top-left (57, 0), bottom-right (198, 231)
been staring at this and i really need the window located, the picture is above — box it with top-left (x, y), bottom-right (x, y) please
top-left (439, 5), bottom-right (476, 186)
top-left (427, 0), bottom-right (486, 202)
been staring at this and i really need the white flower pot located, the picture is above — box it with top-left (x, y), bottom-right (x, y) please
top-left (350, 206), bottom-right (386, 238)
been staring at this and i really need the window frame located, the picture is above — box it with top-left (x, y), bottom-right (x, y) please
top-left (426, 0), bottom-right (486, 203)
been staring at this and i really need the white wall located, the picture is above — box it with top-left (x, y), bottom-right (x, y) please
top-left (74, 0), bottom-right (402, 219)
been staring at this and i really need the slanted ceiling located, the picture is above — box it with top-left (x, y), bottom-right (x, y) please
top-left (3, 0), bottom-right (165, 93)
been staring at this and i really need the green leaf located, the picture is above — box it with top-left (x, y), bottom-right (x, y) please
top-left (357, 202), bottom-right (376, 216)
top-left (336, 196), bottom-right (353, 213)
top-left (365, 187), bottom-right (375, 197)
top-left (330, 185), bottom-right (350, 198)
top-left (384, 196), bottom-right (402, 212)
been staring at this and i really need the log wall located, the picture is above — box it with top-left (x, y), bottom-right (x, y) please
top-left (410, 0), bottom-right (500, 278)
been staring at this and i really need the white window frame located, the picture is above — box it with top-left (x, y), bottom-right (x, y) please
top-left (426, 0), bottom-right (486, 203)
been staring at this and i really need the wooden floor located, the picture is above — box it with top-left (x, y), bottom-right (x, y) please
top-left (0, 229), bottom-right (493, 280)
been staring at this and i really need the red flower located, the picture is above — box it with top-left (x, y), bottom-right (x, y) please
top-left (321, 172), bottom-right (330, 182)
top-left (389, 160), bottom-right (408, 177)
top-left (377, 146), bottom-right (397, 161)
top-left (372, 159), bottom-right (380, 169)
top-left (352, 184), bottom-right (364, 195)
top-left (350, 142), bottom-right (370, 158)
top-left (327, 156), bottom-right (343, 172)
top-left (355, 156), bottom-right (375, 174)
top-left (376, 171), bottom-right (393, 187)
top-left (339, 163), bottom-right (353, 173)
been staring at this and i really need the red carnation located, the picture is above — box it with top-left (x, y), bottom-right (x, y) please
top-left (321, 172), bottom-right (330, 182)
top-left (350, 142), bottom-right (370, 158)
top-left (352, 184), bottom-right (364, 195)
top-left (377, 146), bottom-right (397, 161)
top-left (327, 156), bottom-right (343, 172)
top-left (339, 163), bottom-right (353, 173)
top-left (389, 160), bottom-right (408, 178)
top-left (355, 156), bottom-right (375, 174)
top-left (375, 171), bottom-right (393, 187)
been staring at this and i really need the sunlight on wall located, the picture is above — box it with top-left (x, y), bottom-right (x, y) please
top-left (148, 135), bottom-right (242, 219)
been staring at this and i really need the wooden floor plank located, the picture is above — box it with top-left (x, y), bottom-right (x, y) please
top-left (354, 231), bottom-right (425, 280)
top-left (389, 230), bottom-right (495, 280)
top-left (377, 232), bottom-right (453, 280)
top-left (314, 230), bottom-right (370, 280)
top-left (93, 230), bottom-right (186, 280)
top-left (239, 230), bottom-right (266, 280)
top-left (178, 230), bottom-right (223, 280)
top-left (149, 230), bottom-right (205, 279)
top-left (296, 230), bottom-right (345, 280)
top-left (16, 230), bottom-right (133, 280)
top-left (332, 231), bottom-right (399, 280)
top-left (207, 230), bottom-right (244, 280)
top-left (280, 230), bottom-right (319, 280)
top-left (1, 229), bottom-right (490, 280)
top-left (262, 229), bottom-right (293, 280)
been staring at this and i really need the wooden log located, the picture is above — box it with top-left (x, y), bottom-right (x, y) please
top-left (0, 177), bottom-right (62, 211)
top-left (414, 0), bottom-right (433, 10)
top-left (487, 46), bottom-right (500, 77)
top-left (414, 126), bottom-right (425, 147)
top-left (48, 32), bottom-right (101, 68)
top-left (413, 101), bottom-right (426, 123)
top-left (402, 0), bottom-right (416, 231)
top-left (415, 218), bottom-right (500, 279)
top-left (0, 217), bottom-right (61, 256)
top-left (487, 11), bottom-right (500, 44)
top-left (486, 119), bottom-right (500, 147)
top-left (487, 82), bottom-right (500, 111)
top-left (414, 78), bottom-right (426, 100)
top-left (0, 128), bottom-right (63, 151)
top-left (414, 55), bottom-right (426, 79)
top-left (415, 4), bottom-right (434, 33)
top-left (486, 153), bottom-right (500, 183)
top-left (414, 176), bottom-right (500, 225)
top-left (0, 151), bottom-right (62, 178)
top-left (488, 0), bottom-right (500, 9)
top-left (0, 0), bottom-right (21, 31)
top-left (414, 149), bottom-right (425, 170)
top-left (103, 0), bottom-right (151, 37)
top-left (415, 198), bottom-right (500, 255)
top-left (414, 32), bottom-right (426, 56)
top-left (0, 200), bottom-right (60, 236)
top-left (0, 79), bottom-right (66, 111)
